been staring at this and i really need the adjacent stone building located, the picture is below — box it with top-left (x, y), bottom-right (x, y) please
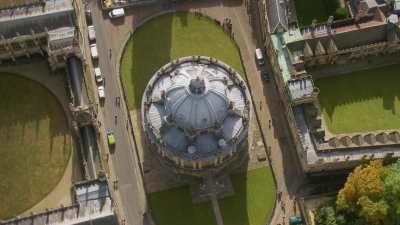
top-left (261, 0), bottom-right (400, 173)
top-left (142, 56), bottom-right (252, 176)
top-left (0, 0), bottom-right (80, 70)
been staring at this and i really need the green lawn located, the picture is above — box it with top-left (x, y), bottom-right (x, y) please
top-left (220, 167), bottom-right (276, 225)
top-left (149, 167), bottom-right (276, 225)
top-left (315, 64), bottom-right (400, 134)
top-left (120, 12), bottom-right (245, 110)
top-left (0, 73), bottom-right (72, 219)
top-left (295, 0), bottom-right (344, 26)
top-left (149, 186), bottom-right (217, 225)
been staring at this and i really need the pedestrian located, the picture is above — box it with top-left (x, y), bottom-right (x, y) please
top-left (109, 48), bottom-right (112, 59)
top-left (115, 96), bottom-right (120, 107)
top-left (114, 179), bottom-right (119, 190)
top-left (115, 115), bottom-right (118, 124)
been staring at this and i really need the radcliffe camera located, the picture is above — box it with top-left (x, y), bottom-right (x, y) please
top-left (1, 0), bottom-right (399, 225)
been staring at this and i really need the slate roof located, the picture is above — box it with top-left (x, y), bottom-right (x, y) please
top-left (267, 0), bottom-right (289, 33)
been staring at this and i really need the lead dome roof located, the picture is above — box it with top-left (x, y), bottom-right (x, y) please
top-left (142, 56), bottom-right (251, 161)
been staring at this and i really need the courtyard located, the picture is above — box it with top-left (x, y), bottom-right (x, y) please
top-left (0, 72), bottom-right (73, 219)
top-left (149, 167), bottom-right (276, 225)
top-left (120, 11), bottom-right (245, 110)
top-left (315, 64), bottom-right (400, 134)
top-left (294, 0), bottom-right (347, 26)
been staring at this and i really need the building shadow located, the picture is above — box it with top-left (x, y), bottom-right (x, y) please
top-left (261, 67), bottom-right (306, 198)
top-left (313, 64), bottom-right (400, 122)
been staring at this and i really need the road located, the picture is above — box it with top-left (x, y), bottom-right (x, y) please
top-left (87, 1), bottom-right (148, 225)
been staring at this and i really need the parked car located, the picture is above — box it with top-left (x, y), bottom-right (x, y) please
top-left (106, 129), bottom-right (116, 147)
top-left (255, 48), bottom-right (265, 66)
top-left (90, 43), bottom-right (98, 59)
top-left (261, 70), bottom-right (271, 81)
top-left (98, 85), bottom-right (105, 99)
top-left (88, 25), bottom-right (96, 41)
top-left (109, 8), bottom-right (125, 19)
top-left (94, 67), bottom-right (103, 83)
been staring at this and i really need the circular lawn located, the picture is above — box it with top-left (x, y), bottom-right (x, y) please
top-left (120, 11), bottom-right (276, 225)
top-left (120, 12), bottom-right (245, 110)
top-left (0, 74), bottom-right (72, 219)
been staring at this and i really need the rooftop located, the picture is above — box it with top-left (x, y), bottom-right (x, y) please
top-left (287, 77), bottom-right (316, 101)
top-left (267, 0), bottom-right (289, 33)
top-left (0, 0), bottom-right (74, 40)
top-left (271, 32), bottom-right (301, 82)
top-left (3, 180), bottom-right (116, 225)
top-left (142, 56), bottom-right (251, 161)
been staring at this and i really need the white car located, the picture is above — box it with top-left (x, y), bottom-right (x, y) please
top-left (88, 25), bottom-right (96, 41)
top-left (98, 85), bottom-right (105, 99)
top-left (94, 67), bottom-right (103, 83)
top-left (255, 48), bottom-right (265, 66)
top-left (109, 8), bottom-right (125, 19)
top-left (90, 43), bottom-right (98, 59)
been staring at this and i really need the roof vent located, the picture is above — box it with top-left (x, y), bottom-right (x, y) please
top-left (188, 145), bottom-right (197, 154)
top-left (218, 139), bottom-right (227, 147)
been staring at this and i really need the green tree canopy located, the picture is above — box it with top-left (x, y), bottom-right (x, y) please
top-left (317, 160), bottom-right (400, 225)
top-left (337, 160), bottom-right (387, 212)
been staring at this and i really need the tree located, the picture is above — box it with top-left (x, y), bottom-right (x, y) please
top-left (383, 161), bottom-right (400, 224)
top-left (335, 8), bottom-right (348, 20)
top-left (315, 205), bottom-right (338, 225)
top-left (384, 161), bottom-right (400, 202)
top-left (357, 196), bottom-right (388, 225)
top-left (335, 214), bottom-right (346, 225)
top-left (337, 160), bottom-right (387, 213)
top-left (325, 206), bottom-right (338, 225)
top-left (315, 160), bottom-right (400, 225)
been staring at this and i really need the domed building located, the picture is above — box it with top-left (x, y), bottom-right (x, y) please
top-left (141, 56), bottom-right (252, 176)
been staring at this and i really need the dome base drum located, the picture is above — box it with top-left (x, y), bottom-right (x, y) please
top-left (141, 56), bottom-right (252, 177)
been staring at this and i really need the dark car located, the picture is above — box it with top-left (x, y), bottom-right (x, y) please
top-left (261, 70), bottom-right (271, 81)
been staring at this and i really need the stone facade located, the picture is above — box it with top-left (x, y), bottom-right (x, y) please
top-left (263, 1), bottom-right (400, 173)
top-left (0, 0), bottom-right (80, 70)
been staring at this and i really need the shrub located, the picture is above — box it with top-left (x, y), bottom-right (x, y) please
top-left (335, 8), bottom-right (348, 19)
